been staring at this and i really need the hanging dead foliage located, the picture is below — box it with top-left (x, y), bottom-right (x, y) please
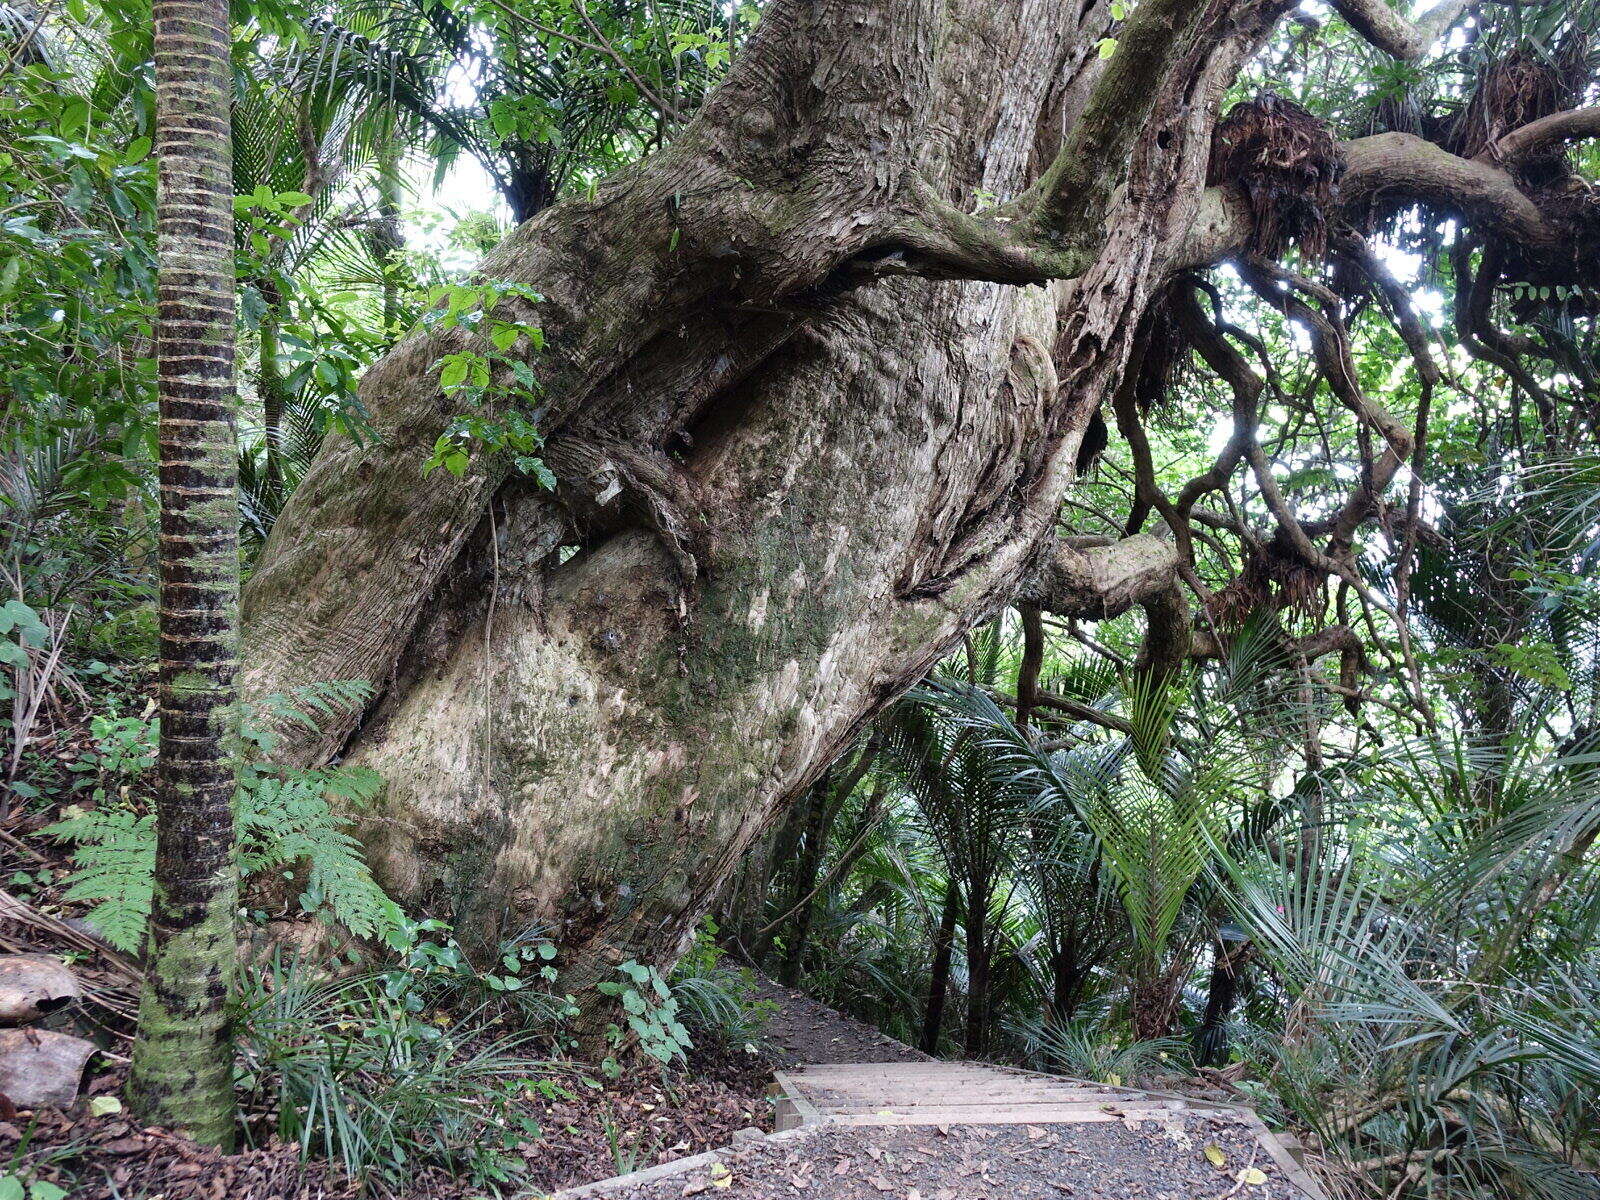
top-left (1132, 287), bottom-right (1190, 419)
top-left (1079, 288), bottom-right (1190, 475)
top-left (1208, 535), bottom-right (1327, 629)
top-left (1208, 93), bottom-right (1342, 261)
top-left (1496, 177), bottom-right (1600, 298)
top-left (1449, 37), bottom-right (1589, 185)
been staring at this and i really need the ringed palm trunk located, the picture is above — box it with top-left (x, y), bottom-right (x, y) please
top-left (775, 802), bottom-right (832, 987)
top-left (373, 131), bottom-right (405, 344)
top-left (241, 0), bottom-right (1292, 993)
top-left (776, 743), bottom-right (873, 984)
top-left (128, 0), bottom-right (241, 1147)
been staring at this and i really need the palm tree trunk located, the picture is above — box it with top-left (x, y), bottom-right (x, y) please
top-left (1050, 939), bottom-right (1087, 1025)
top-left (257, 277), bottom-right (286, 495)
top-left (919, 882), bottom-right (959, 1055)
top-left (1193, 935), bottom-right (1250, 1066)
top-left (776, 743), bottom-right (877, 985)
top-left (962, 891), bottom-right (990, 1057)
top-left (374, 132), bottom-right (404, 343)
top-left (128, 0), bottom-right (240, 1147)
top-left (755, 778), bottom-right (821, 966)
top-left (1015, 605), bottom-right (1045, 733)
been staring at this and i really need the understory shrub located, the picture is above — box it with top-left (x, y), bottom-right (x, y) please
top-left (238, 952), bottom-right (563, 1196)
top-left (670, 919), bottom-right (776, 1052)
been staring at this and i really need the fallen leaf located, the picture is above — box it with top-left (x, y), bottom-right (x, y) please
top-left (1239, 1166), bottom-right (1269, 1186)
top-left (1204, 1144), bottom-right (1227, 1168)
top-left (1026, 1125), bottom-right (1046, 1140)
top-left (89, 1095), bottom-right (123, 1117)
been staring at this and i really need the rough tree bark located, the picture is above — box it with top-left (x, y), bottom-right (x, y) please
top-left (129, 0), bottom-right (240, 1145)
top-left (238, 0), bottom-right (1552, 990)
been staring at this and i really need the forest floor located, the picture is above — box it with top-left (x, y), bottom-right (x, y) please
top-left (0, 927), bottom-right (930, 1199)
top-left (0, 995), bottom-right (777, 1200)
top-left (0, 933), bottom-right (1317, 1200)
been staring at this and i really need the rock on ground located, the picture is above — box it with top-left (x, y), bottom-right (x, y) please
top-left (0, 955), bottom-right (81, 1026)
top-left (0, 1027), bottom-right (95, 1108)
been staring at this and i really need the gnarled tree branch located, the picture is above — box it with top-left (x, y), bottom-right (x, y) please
top-left (1485, 106), bottom-right (1600, 164)
top-left (1327, 0), bottom-right (1469, 61)
top-left (1181, 126), bottom-right (1590, 268)
top-left (1017, 533), bottom-right (1182, 619)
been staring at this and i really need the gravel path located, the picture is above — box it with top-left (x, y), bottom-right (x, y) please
top-left (559, 980), bottom-right (1317, 1200)
top-left (750, 977), bottom-right (930, 1068)
top-left (606, 1115), bottom-right (1303, 1199)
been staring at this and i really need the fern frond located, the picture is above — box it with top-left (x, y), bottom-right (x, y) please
top-left (43, 806), bottom-right (154, 952)
top-left (239, 765), bottom-right (396, 940)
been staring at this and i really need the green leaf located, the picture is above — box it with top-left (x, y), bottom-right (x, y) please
top-left (439, 356), bottom-right (469, 390)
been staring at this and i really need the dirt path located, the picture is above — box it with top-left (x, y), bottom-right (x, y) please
top-left (751, 977), bottom-right (931, 1068)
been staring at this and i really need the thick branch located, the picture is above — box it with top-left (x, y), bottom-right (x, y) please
top-left (885, 0), bottom-right (1255, 286)
top-left (1327, 0), bottom-right (1469, 61)
top-left (1023, 0), bottom-right (1213, 244)
top-left (1486, 106), bottom-right (1600, 164)
top-left (1017, 534), bottom-right (1181, 619)
top-left (1339, 133), bottom-right (1556, 247)
top-left (1190, 622), bottom-right (1364, 667)
top-left (1181, 130), bottom-right (1574, 268)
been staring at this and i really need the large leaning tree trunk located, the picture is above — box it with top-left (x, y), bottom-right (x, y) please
top-left (241, 0), bottom-right (1568, 988)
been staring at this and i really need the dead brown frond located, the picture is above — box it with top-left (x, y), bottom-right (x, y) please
top-left (1208, 93), bottom-right (1342, 261)
top-left (1207, 537), bottom-right (1328, 629)
top-left (1132, 287), bottom-right (1190, 421)
top-left (1449, 37), bottom-right (1589, 183)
